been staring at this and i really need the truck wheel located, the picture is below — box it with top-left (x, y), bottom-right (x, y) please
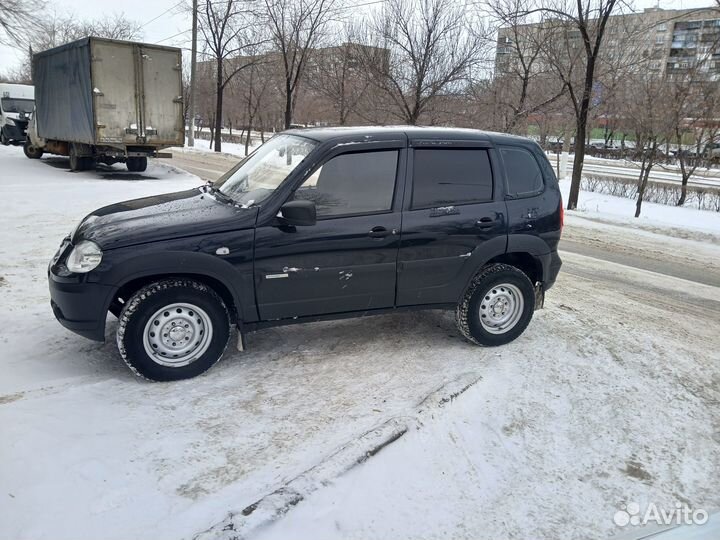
top-left (23, 142), bottom-right (43, 159)
top-left (1, 129), bottom-right (8, 146)
top-left (456, 263), bottom-right (535, 347)
top-left (126, 157), bottom-right (147, 172)
top-left (117, 279), bottom-right (231, 381)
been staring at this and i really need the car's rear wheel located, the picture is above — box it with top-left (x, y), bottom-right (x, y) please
top-left (456, 263), bottom-right (535, 346)
top-left (117, 279), bottom-right (231, 381)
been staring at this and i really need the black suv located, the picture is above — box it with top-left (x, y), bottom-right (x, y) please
top-left (49, 127), bottom-right (563, 381)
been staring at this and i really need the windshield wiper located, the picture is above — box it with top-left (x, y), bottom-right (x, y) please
top-left (203, 181), bottom-right (237, 204)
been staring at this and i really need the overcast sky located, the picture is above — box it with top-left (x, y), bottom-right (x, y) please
top-left (0, 0), bottom-right (715, 72)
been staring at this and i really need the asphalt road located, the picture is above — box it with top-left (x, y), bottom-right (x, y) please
top-left (169, 150), bottom-right (240, 181)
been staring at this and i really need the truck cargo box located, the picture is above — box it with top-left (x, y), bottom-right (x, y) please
top-left (33, 37), bottom-right (184, 148)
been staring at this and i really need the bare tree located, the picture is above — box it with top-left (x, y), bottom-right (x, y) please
top-left (587, 16), bottom-right (646, 150)
top-left (31, 12), bottom-right (142, 51)
top-left (527, 0), bottom-right (620, 210)
top-left (622, 73), bottom-right (674, 217)
top-left (358, 0), bottom-right (484, 125)
top-left (3, 12), bottom-right (142, 83)
top-left (489, 0), bottom-right (567, 134)
top-left (0, 0), bottom-right (45, 47)
top-left (262, 0), bottom-right (336, 129)
top-left (664, 37), bottom-right (720, 206)
top-left (197, 0), bottom-right (267, 152)
top-left (229, 52), bottom-right (273, 154)
top-left (305, 30), bottom-right (371, 125)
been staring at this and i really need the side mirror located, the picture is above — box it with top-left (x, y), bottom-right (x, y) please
top-left (279, 200), bottom-right (316, 226)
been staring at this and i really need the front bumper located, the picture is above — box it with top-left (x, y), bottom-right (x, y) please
top-left (48, 245), bottom-right (114, 342)
top-left (2, 122), bottom-right (28, 142)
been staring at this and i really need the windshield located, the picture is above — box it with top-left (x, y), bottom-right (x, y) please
top-left (215, 134), bottom-right (317, 206)
top-left (1, 98), bottom-right (34, 114)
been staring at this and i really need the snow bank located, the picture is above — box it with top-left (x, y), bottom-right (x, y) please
top-left (560, 178), bottom-right (720, 238)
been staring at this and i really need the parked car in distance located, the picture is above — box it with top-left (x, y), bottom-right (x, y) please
top-left (703, 142), bottom-right (720, 160)
top-left (0, 83), bottom-right (34, 146)
top-left (48, 127), bottom-right (563, 381)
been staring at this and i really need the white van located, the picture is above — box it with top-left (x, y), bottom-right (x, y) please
top-left (0, 83), bottom-right (34, 146)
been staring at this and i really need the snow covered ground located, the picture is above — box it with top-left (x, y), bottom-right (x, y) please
top-left (1, 144), bottom-right (719, 540)
top-left (171, 140), bottom-right (257, 159)
top-left (559, 178), bottom-right (720, 243)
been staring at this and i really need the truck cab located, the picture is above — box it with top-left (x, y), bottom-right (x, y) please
top-left (48, 127), bottom-right (563, 381)
top-left (0, 83), bottom-right (34, 146)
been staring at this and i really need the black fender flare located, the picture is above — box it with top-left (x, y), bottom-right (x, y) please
top-left (458, 234), bottom-right (552, 300)
top-left (97, 250), bottom-right (257, 324)
top-left (506, 234), bottom-right (552, 281)
top-left (454, 235), bottom-right (508, 300)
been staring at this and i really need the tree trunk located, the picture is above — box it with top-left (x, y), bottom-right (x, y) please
top-left (677, 150), bottom-right (689, 206)
top-left (245, 120), bottom-right (252, 156)
top-left (677, 180), bottom-right (688, 206)
top-left (635, 140), bottom-right (657, 218)
top-left (214, 57), bottom-right (223, 153)
top-left (284, 78), bottom-right (293, 129)
top-left (635, 164), bottom-right (651, 218)
top-left (568, 115), bottom-right (587, 210)
top-left (567, 56), bottom-right (598, 210)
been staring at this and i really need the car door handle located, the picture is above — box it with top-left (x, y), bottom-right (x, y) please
top-left (476, 217), bottom-right (496, 228)
top-left (368, 226), bottom-right (390, 238)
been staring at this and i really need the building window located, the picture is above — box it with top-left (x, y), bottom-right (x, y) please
top-left (655, 35), bottom-right (665, 44)
top-left (649, 61), bottom-right (660, 70)
top-left (656, 23), bottom-right (667, 32)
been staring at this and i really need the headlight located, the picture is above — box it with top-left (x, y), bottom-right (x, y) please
top-left (4, 117), bottom-right (15, 126)
top-left (66, 240), bottom-right (103, 273)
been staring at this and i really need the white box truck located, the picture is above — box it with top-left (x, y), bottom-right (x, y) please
top-left (25, 37), bottom-right (184, 171)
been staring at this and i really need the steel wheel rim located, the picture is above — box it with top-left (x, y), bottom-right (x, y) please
top-left (142, 303), bottom-right (213, 367)
top-left (479, 283), bottom-right (524, 334)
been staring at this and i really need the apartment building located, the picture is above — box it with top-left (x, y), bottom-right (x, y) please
top-left (496, 6), bottom-right (720, 81)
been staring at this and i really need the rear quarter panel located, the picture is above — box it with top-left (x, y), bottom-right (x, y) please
top-left (503, 144), bottom-right (562, 254)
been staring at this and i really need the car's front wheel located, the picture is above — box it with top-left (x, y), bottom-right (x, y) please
top-left (456, 263), bottom-right (535, 347)
top-left (117, 279), bottom-right (231, 381)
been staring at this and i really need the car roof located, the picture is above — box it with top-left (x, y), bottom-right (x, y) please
top-left (284, 125), bottom-right (537, 147)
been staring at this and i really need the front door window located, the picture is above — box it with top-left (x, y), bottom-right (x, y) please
top-left (291, 150), bottom-right (399, 218)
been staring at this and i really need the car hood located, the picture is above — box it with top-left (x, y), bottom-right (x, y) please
top-left (4, 112), bottom-right (29, 122)
top-left (73, 188), bottom-right (258, 250)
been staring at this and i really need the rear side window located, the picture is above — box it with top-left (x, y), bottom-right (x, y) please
top-left (500, 146), bottom-right (544, 197)
top-left (292, 150), bottom-right (398, 217)
top-left (412, 149), bottom-right (493, 209)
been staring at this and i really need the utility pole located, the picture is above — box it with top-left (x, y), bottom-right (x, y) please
top-left (188, 0), bottom-right (198, 147)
